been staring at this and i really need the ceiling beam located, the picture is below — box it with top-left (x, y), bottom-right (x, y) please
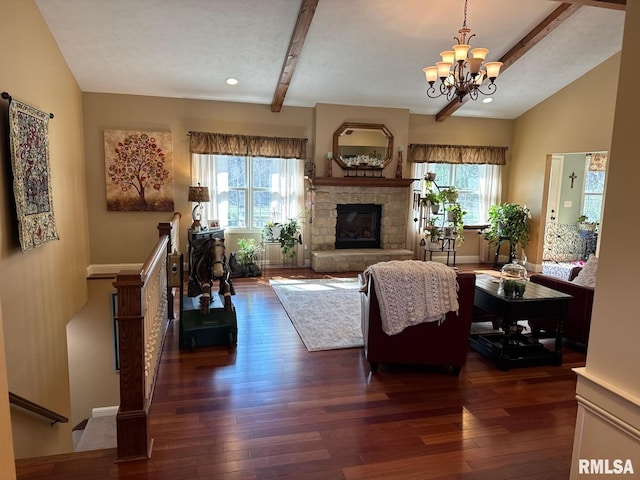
top-left (271, 0), bottom-right (319, 112)
top-left (435, 3), bottom-right (583, 122)
top-left (555, 0), bottom-right (625, 10)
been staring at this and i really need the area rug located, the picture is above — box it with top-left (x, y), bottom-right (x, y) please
top-left (270, 278), bottom-right (363, 352)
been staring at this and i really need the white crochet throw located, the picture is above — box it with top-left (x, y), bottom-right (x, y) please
top-left (365, 260), bottom-right (459, 335)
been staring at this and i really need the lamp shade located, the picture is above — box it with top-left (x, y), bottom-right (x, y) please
top-left (188, 185), bottom-right (210, 203)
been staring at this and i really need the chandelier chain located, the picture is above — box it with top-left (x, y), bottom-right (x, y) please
top-left (462, 0), bottom-right (468, 29)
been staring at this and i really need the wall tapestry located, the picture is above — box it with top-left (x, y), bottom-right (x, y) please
top-left (8, 99), bottom-right (59, 251)
top-left (104, 130), bottom-right (174, 211)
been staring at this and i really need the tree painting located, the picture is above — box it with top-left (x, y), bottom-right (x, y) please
top-left (104, 130), bottom-right (174, 211)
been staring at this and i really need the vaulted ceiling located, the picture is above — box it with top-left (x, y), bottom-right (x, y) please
top-left (36, 0), bottom-right (625, 120)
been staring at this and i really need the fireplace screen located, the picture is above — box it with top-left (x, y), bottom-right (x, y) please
top-left (335, 204), bottom-right (382, 249)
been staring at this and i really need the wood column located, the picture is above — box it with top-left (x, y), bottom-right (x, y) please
top-left (113, 271), bottom-right (150, 461)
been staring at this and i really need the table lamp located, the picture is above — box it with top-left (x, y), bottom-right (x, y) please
top-left (188, 184), bottom-right (210, 231)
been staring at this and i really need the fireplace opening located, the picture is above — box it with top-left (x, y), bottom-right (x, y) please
top-left (335, 204), bottom-right (382, 249)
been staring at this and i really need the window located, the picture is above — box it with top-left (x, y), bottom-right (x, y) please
top-left (413, 162), bottom-right (501, 225)
top-left (192, 154), bottom-right (304, 230)
top-left (582, 169), bottom-right (605, 224)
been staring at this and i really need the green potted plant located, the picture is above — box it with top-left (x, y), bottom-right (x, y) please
top-left (425, 172), bottom-right (437, 182)
top-left (422, 191), bottom-right (441, 214)
top-left (278, 217), bottom-right (302, 259)
top-left (236, 238), bottom-right (260, 268)
top-left (439, 186), bottom-right (459, 203)
top-left (577, 214), bottom-right (597, 232)
top-left (263, 220), bottom-right (280, 242)
top-left (446, 203), bottom-right (466, 243)
top-left (425, 221), bottom-right (441, 249)
top-left (484, 203), bottom-right (531, 264)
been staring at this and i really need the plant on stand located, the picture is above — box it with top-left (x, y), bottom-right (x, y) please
top-left (277, 216), bottom-right (303, 264)
top-left (446, 203), bottom-right (466, 243)
top-left (425, 220), bottom-right (442, 250)
top-left (439, 186), bottom-right (459, 204)
top-left (422, 191), bottom-right (441, 214)
top-left (484, 203), bottom-right (532, 265)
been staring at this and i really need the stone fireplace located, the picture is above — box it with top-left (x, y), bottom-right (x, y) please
top-left (309, 178), bottom-right (415, 272)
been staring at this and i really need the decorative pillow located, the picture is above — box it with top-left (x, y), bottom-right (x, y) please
top-left (572, 254), bottom-right (597, 288)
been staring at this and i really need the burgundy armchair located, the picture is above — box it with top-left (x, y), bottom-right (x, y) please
top-left (358, 272), bottom-right (476, 375)
top-left (528, 267), bottom-right (593, 347)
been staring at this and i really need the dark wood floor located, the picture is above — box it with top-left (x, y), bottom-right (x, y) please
top-left (16, 266), bottom-right (585, 480)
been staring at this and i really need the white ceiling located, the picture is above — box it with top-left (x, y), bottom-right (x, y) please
top-left (35, 0), bottom-right (625, 120)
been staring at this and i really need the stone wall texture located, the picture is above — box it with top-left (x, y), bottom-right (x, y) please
top-left (311, 185), bottom-right (410, 251)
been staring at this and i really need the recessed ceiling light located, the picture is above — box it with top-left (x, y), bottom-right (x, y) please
top-left (482, 98), bottom-right (493, 104)
top-left (226, 78), bottom-right (239, 86)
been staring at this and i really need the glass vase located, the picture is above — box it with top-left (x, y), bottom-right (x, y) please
top-left (499, 261), bottom-right (528, 298)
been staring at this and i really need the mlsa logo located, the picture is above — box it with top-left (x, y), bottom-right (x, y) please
top-left (579, 459), bottom-right (634, 475)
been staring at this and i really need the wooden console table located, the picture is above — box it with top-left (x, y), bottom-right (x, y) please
top-left (470, 275), bottom-right (572, 370)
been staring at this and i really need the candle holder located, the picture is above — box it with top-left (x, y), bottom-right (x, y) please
top-left (326, 152), bottom-right (333, 177)
top-left (395, 149), bottom-right (404, 179)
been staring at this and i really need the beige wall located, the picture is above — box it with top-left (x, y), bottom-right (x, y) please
top-left (315, 103), bottom-right (410, 179)
top-left (0, 0), bottom-right (89, 459)
top-left (67, 279), bottom-right (121, 427)
top-left (511, 53), bottom-right (620, 267)
top-left (82, 93), bottom-right (315, 265)
top-left (0, 300), bottom-right (16, 480)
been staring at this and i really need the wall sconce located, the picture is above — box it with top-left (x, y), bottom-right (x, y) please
top-left (188, 183), bottom-right (210, 231)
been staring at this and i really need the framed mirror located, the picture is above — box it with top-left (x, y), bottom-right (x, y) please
top-left (332, 122), bottom-right (394, 169)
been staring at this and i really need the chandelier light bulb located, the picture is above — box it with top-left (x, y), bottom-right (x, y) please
top-left (471, 48), bottom-right (489, 59)
top-left (484, 62), bottom-right (503, 79)
top-left (440, 50), bottom-right (455, 64)
top-left (436, 62), bottom-right (453, 79)
top-left (468, 57), bottom-right (483, 75)
top-left (423, 66), bottom-right (439, 83)
top-left (453, 44), bottom-right (470, 62)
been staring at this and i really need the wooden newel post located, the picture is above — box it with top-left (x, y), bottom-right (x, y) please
top-left (113, 271), bottom-right (151, 461)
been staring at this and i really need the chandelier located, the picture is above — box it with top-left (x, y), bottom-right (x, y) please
top-left (423, 0), bottom-right (503, 102)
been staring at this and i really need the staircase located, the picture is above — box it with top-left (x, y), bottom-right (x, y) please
top-left (72, 407), bottom-right (117, 452)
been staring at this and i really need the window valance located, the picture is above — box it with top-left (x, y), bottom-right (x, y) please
top-left (189, 131), bottom-right (307, 159)
top-left (408, 144), bottom-right (508, 165)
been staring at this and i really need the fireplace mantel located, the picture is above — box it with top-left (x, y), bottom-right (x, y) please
top-left (309, 177), bottom-right (416, 188)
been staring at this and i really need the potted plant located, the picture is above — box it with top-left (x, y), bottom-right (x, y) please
top-left (263, 220), bottom-right (281, 242)
top-left (446, 203), bottom-right (466, 243)
top-left (439, 186), bottom-right (459, 204)
top-left (484, 203), bottom-right (532, 264)
top-left (233, 238), bottom-right (262, 277)
top-left (425, 221), bottom-right (441, 250)
top-left (425, 172), bottom-right (437, 182)
top-left (278, 217), bottom-right (303, 259)
top-left (236, 238), bottom-right (260, 268)
top-left (422, 191), bottom-right (441, 214)
top-left (577, 214), bottom-right (597, 232)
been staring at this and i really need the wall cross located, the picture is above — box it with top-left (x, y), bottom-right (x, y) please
top-left (569, 171), bottom-right (577, 188)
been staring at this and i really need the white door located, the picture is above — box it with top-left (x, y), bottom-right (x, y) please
top-left (548, 155), bottom-right (563, 222)
top-left (543, 155), bottom-right (564, 261)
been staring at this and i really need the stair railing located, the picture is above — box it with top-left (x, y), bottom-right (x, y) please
top-left (113, 212), bottom-right (180, 461)
top-left (8, 392), bottom-right (69, 426)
